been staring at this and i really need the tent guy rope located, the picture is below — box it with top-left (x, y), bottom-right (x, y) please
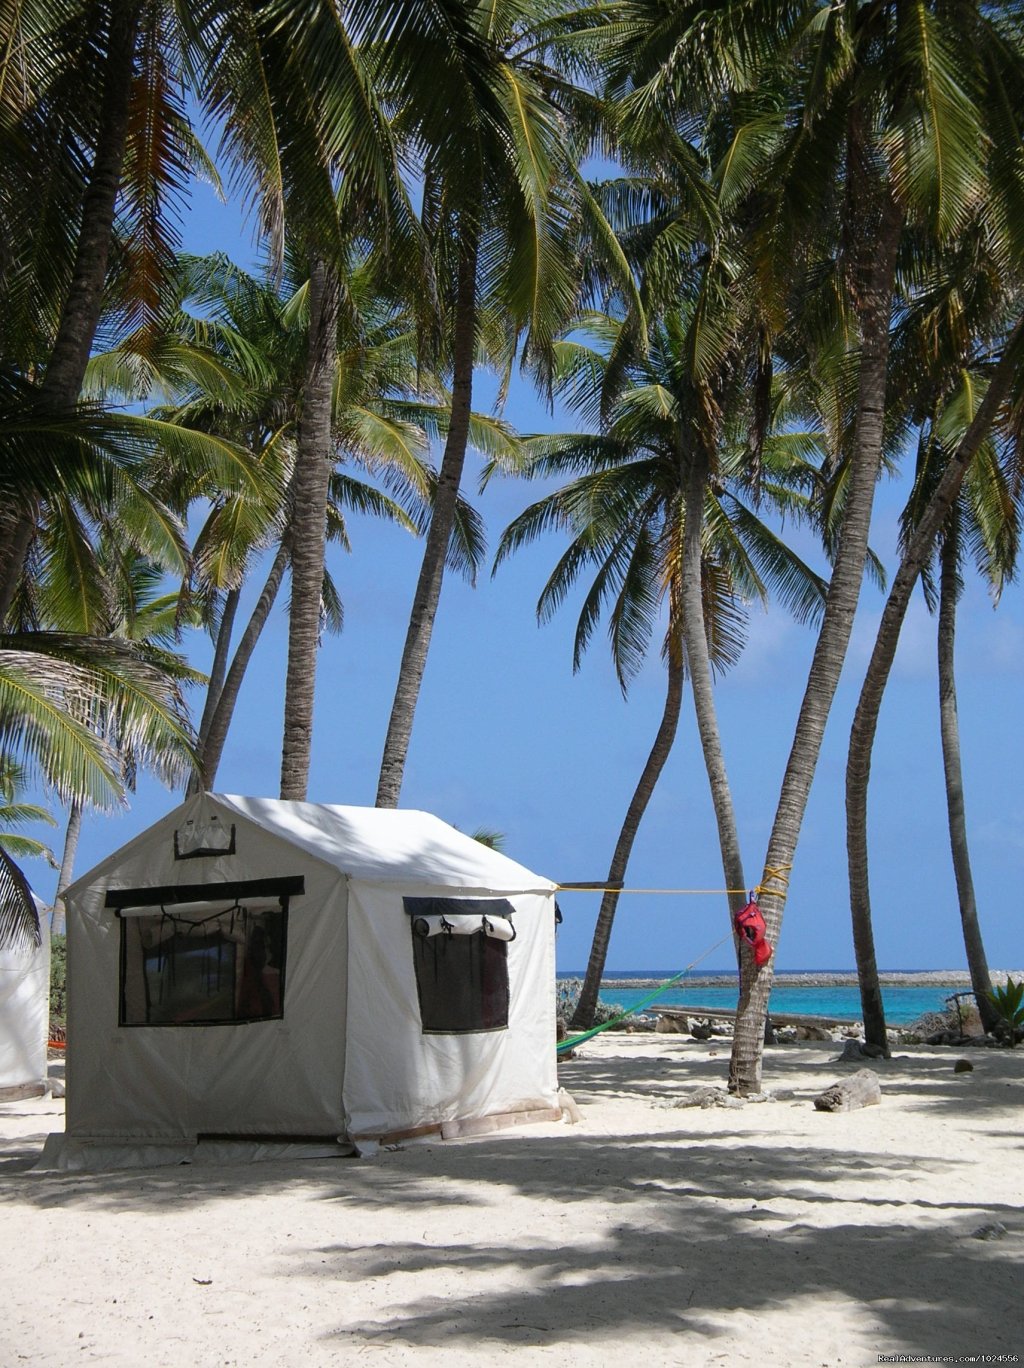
top-left (554, 866), bottom-right (792, 1054)
top-left (556, 864), bottom-right (792, 898)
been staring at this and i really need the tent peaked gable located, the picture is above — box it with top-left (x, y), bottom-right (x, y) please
top-left (215, 795), bottom-right (555, 892)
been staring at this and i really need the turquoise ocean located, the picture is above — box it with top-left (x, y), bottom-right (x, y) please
top-left (559, 972), bottom-right (967, 1025)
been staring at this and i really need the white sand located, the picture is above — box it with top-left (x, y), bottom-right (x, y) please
top-left (1, 1036), bottom-right (1021, 1367)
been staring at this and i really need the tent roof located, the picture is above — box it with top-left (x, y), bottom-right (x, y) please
top-left (67, 795), bottom-right (556, 896)
top-left (216, 796), bottom-right (554, 890)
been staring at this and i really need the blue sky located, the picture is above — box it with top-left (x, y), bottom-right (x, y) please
top-left (25, 180), bottom-right (1024, 974)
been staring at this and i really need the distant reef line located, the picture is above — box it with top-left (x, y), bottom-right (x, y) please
top-left (587, 970), bottom-right (1024, 989)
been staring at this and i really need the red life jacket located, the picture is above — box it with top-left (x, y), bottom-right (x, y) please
top-left (734, 899), bottom-right (773, 967)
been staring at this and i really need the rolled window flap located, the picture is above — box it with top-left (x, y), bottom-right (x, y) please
top-left (117, 900), bottom-right (279, 919)
top-left (482, 916), bottom-right (516, 942)
top-left (412, 913), bottom-right (515, 940)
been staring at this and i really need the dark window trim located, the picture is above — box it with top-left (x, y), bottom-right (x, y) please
top-left (403, 896), bottom-right (513, 921)
top-left (106, 875), bottom-right (304, 911)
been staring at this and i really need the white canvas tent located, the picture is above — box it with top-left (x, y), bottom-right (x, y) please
top-left (0, 852), bottom-right (50, 1102)
top-left (46, 794), bottom-right (561, 1168)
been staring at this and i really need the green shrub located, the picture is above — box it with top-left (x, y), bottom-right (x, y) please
top-left (987, 976), bottom-right (1024, 1046)
top-left (556, 977), bottom-right (626, 1028)
top-left (49, 933), bottom-right (67, 1037)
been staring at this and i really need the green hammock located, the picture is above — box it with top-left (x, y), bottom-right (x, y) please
top-left (558, 963), bottom-right (708, 1053)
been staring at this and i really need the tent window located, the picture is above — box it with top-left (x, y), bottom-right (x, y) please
top-left (173, 816), bottom-right (236, 860)
top-left (119, 902), bottom-right (288, 1027)
top-left (405, 897), bottom-right (512, 1034)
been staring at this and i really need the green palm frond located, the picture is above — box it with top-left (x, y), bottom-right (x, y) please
top-left (607, 521), bottom-right (662, 688)
top-left (700, 560), bottom-right (750, 677)
top-left (718, 494), bottom-right (829, 626)
top-left (0, 832), bottom-right (57, 865)
top-left (0, 633), bottom-right (199, 806)
top-left (0, 847), bottom-right (40, 953)
top-left (0, 798), bottom-right (56, 830)
top-left (885, 4), bottom-right (987, 241)
top-left (343, 406), bottom-right (430, 474)
top-left (113, 3), bottom-right (192, 342)
top-left (0, 650), bottom-right (126, 806)
top-left (328, 472), bottom-right (420, 537)
top-left (716, 110), bottom-right (786, 209)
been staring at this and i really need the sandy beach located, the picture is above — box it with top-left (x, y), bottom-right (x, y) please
top-left (1, 1035), bottom-right (1021, 1367)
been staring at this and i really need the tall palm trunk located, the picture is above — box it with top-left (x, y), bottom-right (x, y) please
top-left (844, 315), bottom-right (1023, 1064)
top-left (280, 258), bottom-right (340, 800)
top-left (199, 545), bottom-right (290, 791)
top-left (375, 225), bottom-right (479, 807)
top-left (569, 643), bottom-right (685, 1029)
top-left (728, 183), bottom-right (904, 1096)
top-left (40, 1), bottom-right (142, 408)
top-left (0, 0), bottom-right (143, 620)
top-left (938, 525), bottom-right (998, 1035)
top-left (681, 448), bottom-right (746, 918)
top-left (52, 800), bottom-right (84, 934)
top-left (187, 587), bottom-right (240, 795)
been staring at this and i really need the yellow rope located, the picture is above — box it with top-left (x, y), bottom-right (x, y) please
top-left (556, 864), bottom-right (792, 900)
top-left (757, 864), bottom-right (792, 894)
top-left (557, 886), bottom-right (752, 895)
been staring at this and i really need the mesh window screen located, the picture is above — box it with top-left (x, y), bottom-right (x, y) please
top-left (120, 903), bottom-right (287, 1026)
top-left (405, 897), bottom-right (513, 1034)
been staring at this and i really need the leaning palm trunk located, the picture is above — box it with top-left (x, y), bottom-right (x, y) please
top-left (279, 258), bottom-right (340, 800)
top-left (375, 226), bottom-right (479, 807)
top-left (937, 529), bottom-right (998, 1035)
top-left (728, 186), bottom-right (905, 1096)
top-left (198, 545), bottom-right (290, 790)
top-left (0, 0), bottom-right (143, 620)
top-left (187, 587), bottom-right (240, 795)
top-left (569, 643), bottom-right (685, 1029)
top-left (844, 315), bottom-right (1023, 1062)
top-left (52, 800), bottom-right (84, 934)
top-left (681, 449), bottom-right (746, 919)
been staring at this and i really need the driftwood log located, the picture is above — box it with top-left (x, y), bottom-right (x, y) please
top-left (0, 1082), bottom-right (46, 1103)
top-left (813, 1068), bottom-right (881, 1112)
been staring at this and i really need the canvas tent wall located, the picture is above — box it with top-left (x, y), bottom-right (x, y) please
top-left (0, 850), bottom-right (50, 1101)
top-left (52, 794), bottom-right (560, 1167)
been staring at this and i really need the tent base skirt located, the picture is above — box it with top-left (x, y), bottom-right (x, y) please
top-left (34, 1132), bottom-right (356, 1172)
top-left (350, 1102), bottom-right (566, 1155)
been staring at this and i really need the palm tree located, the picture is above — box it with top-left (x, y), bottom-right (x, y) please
top-left (39, 549), bottom-right (202, 917)
top-left (1, 0), bottom-right (412, 740)
top-left (104, 251), bottom-right (505, 791)
top-left (373, 0), bottom-right (593, 807)
top-left (219, 0), bottom-right (520, 801)
top-left (0, 0), bottom-right (201, 612)
top-left (847, 348), bottom-right (1024, 1046)
top-left (0, 628), bottom-right (197, 812)
top-left (842, 140), bottom-right (1024, 1047)
top-left (495, 311), bottom-right (827, 1028)
top-left (0, 361), bottom-right (267, 834)
top-left (935, 516), bottom-right (998, 1035)
top-left (598, 0), bottom-right (1024, 1091)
